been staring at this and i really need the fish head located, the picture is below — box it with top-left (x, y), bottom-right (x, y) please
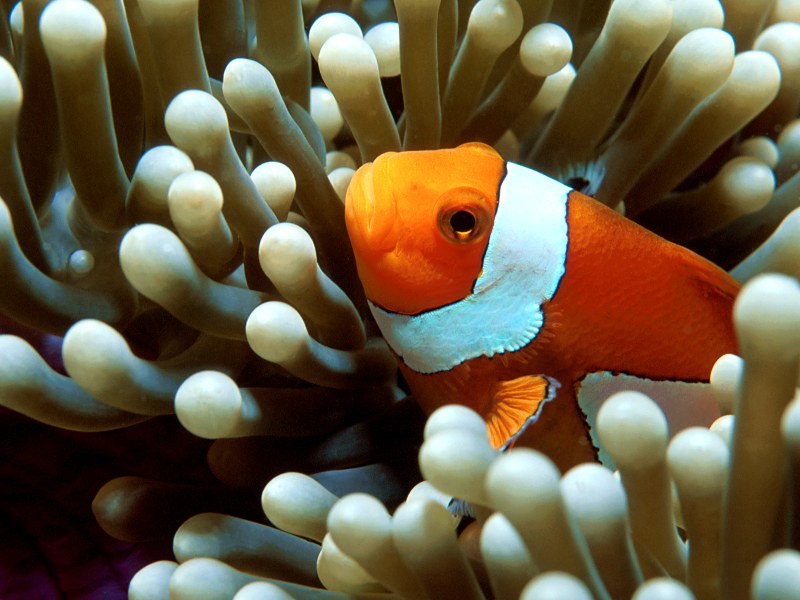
top-left (345, 142), bottom-right (505, 314)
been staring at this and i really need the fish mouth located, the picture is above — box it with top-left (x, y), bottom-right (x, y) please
top-left (345, 155), bottom-right (399, 254)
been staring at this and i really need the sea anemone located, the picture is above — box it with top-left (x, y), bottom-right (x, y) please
top-left (1, 0), bottom-right (799, 598)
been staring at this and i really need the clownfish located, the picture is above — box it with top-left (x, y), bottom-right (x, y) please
top-left (345, 143), bottom-right (739, 470)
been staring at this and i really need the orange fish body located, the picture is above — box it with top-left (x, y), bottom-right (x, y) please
top-left (345, 143), bottom-right (739, 471)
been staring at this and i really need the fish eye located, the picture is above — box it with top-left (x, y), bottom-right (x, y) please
top-left (435, 187), bottom-right (492, 243)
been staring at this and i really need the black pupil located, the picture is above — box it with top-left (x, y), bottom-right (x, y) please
top-left (450, 210), bottom-right (476, 233)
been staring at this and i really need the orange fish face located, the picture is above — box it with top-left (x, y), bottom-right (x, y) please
top-left (345, 143), bottom-right (505, 315)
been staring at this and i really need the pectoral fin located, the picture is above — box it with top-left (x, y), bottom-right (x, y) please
top-left (485, 375), bottom-right (559, 450)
